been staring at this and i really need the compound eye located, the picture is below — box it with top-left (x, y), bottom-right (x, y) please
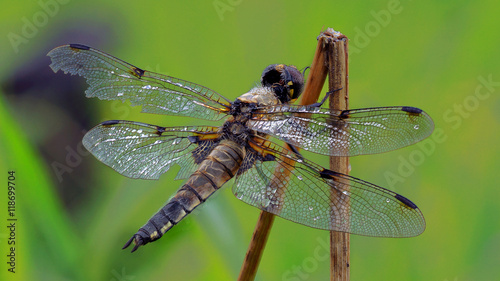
top-left (261, 64), bottom-right (304, 103)
top-left (261, 64), bottom-right (282, 88)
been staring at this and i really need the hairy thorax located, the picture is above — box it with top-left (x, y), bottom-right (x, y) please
top-left (224, 86), bottom-right (280, 146)
top-left (237, 86), bottom-right (280, 106)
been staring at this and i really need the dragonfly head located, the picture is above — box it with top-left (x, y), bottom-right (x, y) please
top-left (261, 64), bottom-right (304, 104)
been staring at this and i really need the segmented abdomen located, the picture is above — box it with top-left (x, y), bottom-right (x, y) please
top-left (124, 140), bottom-right (244, 251)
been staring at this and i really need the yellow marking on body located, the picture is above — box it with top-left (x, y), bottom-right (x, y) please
top-left (161, 222), bottom-right (173, 234)
top-left (194, 132), bottom-right (220, 140)
top-left (150, 231), bottom-right (159, 239)
top-left (192, 100), bottom-right (229, 112)
top-left (176, 209), bottom-right (187, 220)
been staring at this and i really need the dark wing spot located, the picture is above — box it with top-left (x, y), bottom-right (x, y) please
top-left (69, 43), bottom-right (90, 50)
top-left (262, 154), bottom-right (276, 161)
top-left (101, 120), bottom-right (120, 126)
top-left (287, 144), bottom-right (303, 159)
top-left (131, 66), bottom-right (145, 78)
top-left (339, 110), bottom-right (351, 119)
top-left (155, 126), bottom-right (166, 136)
top-left (319, 169), bottom-right (339, 179)
top-left (402, 106), bottom-right (423, 115)
top-left (188, 136), bottom-right (199, 143)
top-left (394, 194), bottom-right (418, 209)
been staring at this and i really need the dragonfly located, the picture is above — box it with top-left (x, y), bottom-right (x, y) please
top-left (48, 44), bottom-right (434, 253)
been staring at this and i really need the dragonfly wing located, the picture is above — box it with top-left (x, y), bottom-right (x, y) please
top-left (233, 138), bottom-right (425, 237)
top-left (48, 44), bottom-right (231, 121)
top-left (83, 120), bottom-right (221, 180)
top-left (248, 105), bottom-right (434, 156)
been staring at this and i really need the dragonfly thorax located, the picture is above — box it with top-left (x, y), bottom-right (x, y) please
top-left (222, 120), bottom-right (251, 145)
top-left (238, 87), bottom-right (280, 105)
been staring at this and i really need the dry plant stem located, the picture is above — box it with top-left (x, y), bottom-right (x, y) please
top-left (326, 32), bottom-right (350, 281)
top-left (237, 211), bottom-right (275, 281)
top-left (237, 31), bottom-right (330, 281)
top-left (300, 34), bottom-right (329, 104)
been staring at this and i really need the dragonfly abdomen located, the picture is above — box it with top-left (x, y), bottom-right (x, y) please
top-left (124, 140), bottom-right (245, 252)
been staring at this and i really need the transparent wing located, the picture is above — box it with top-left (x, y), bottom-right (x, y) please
top-left (247, 105), bottom-right (434, 156)
top-left (48, 44), bottom-right (231, 121)
top-left (233, 138), bottom-right (425, 237)
top-left (83, 120), bottom-right (221, 180)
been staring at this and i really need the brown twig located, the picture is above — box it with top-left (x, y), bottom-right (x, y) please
top-left (325, 29), bottom-right (350, 281)
top-left (237, 211), bottom-right (275, 281)
top-left (238, 30), bottom-right (331, 281)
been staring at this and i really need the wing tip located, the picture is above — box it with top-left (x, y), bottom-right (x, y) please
top-left (394, 194), bottom-right (418, 209)
top-left (47, 44), bottom-right (90, 74)
top-left (69, 43), bottom-right (91, 50)
top-left (101, 120), bottom-right (121, 126)
top-left (401, 106), bottom-right (423, 115)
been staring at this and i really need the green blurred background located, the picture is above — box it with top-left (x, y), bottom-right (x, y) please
top-left (1, 0), bottom-right (499, 280)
